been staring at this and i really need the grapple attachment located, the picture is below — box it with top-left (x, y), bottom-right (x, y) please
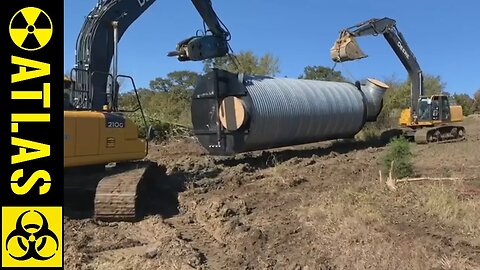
top-left (330, 31), bottom-right (368, 62)
top-left (168, 35), bottom-right (229, 62)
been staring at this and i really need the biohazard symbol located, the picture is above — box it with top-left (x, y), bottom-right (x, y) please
top-left (9, 7), bottom-right (53, 51)
top-left (5, 210), bottom-right (59, 261)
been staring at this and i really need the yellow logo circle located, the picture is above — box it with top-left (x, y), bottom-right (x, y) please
top-left (9, 7), bottom-right (53, 51)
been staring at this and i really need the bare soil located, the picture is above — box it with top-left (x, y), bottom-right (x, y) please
top-left (65, 115), bottom-right (480, 270)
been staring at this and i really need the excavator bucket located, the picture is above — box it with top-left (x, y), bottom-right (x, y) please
top-left (330, 31), bottom-right (368, 62)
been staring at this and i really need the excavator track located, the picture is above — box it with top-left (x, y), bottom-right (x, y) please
top-left (94, 161), bottom-right (165, 222)
top-left (414, 125), bottom-right (466, 144)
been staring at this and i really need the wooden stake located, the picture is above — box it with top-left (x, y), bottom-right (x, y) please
top-left (395, 177), bottom-right (463, 183)
top-left (386, 160), bottom-right (397, 191)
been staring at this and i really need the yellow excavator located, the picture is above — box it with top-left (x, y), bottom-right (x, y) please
top-left (330, 17), bottom-right (465, 144)
top-left (64, 0), bottom-right (232, 221)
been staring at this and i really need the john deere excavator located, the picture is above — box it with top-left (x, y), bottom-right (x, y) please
top-left (64, 0), bottom-right (231, 221)
top-left (330, 17), bottom-right (465, 144)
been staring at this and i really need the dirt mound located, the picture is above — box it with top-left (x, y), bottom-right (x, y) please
top-left (65, 117), bottom-right (480, 269)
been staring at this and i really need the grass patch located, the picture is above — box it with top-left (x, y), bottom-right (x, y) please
top-left (295, 186), bottom-right (462, 270)
top-left (421, 183), bottom-right (480, 238)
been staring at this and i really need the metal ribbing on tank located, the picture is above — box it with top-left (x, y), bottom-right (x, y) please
top-left (191, 69), bottom-right (389, 155)
top-left (241, 76), bottom-right (365, 151)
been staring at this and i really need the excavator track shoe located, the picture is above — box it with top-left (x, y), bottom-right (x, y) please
top-left (414, 125), bottom-right (466, 144)
top-left (94, 161), bottom-right (166, 222)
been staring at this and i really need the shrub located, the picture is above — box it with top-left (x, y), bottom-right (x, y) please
top-left (125, 112), bottom-right (192, 142)
top-left (382, 136), bottom-right (414, 179)
top-left (355, 124), bottom-right (382, 142)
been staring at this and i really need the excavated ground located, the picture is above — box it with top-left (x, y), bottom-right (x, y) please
top-left (65, 115), bottom-right (480, 270)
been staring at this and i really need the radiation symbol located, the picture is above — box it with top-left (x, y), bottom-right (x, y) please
top-left (9, 7), bottom-right (53, 51)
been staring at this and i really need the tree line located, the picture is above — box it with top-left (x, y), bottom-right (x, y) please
top-left (116, 50), bottom-right (480, 138)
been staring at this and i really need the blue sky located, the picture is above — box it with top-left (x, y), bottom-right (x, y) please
top-left (64, 0), bottom-right (479, 96)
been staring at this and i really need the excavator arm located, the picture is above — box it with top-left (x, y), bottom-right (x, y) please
top-left (330, 17), bottom-right (424, 121)
top-left (73, 0), bottom-right (230, 110)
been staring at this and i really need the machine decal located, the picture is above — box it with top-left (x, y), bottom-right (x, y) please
top-left (137, 0), bottom-right (151, 7)
top-left (106, 137), bottom-right (116, 148)
top-left (396, 41), bottom-right (410, 59)
top-left (104, 113), bottom-right (126, 128)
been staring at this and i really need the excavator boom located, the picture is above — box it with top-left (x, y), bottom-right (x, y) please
top-left (330, 17), bottom-right (423, 120)
top-left (330, 17), bottom-right (465, 145)
top-left (73, 0), bottom-right (230, 110)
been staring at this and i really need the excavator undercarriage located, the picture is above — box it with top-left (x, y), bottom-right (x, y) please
top-left (93, 161), bottom-right (163, 221)
top-left (65, 161), bottom-right (167, 222)
top-left (412, 125), bottom-right (466, 144)
top-left (380, 125), bottom-right (466, 144)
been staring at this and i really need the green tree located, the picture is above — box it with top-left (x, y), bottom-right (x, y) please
top-left (396, 74), bottom-right (446, 97)
top-left (119, 70), bottom-right (199, 132)
top-left (298, 65), bottom-right (346, 82)
top-left (149, 70), bottom-right (198, 92)
top-left (452, 93), bottom-right (474, 116)
top-left (473, 89), bottom-right (480, 113)
top-left (118, 88), bottom-right (155, 110)
top-left (145, 71), bottom-right (198, 124)
top-left (383, 136), bottom-right (414, 179)
top-left (423, 74), bottom-right (447, 96)
top-left (203, 50), bottom-right (280, 76)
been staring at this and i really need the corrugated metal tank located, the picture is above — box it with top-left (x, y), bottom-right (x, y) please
top-left (191, 69), bottom-right (388, 155)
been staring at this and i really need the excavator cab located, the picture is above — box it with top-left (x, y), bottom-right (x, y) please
top-left (405, 95), bottom-right (453, 124)
top-left (330, 31), bottom-right (368, 62)
top-left (417, 97), bottom-right (432, 121)
top-left (417, 96), bottom-right (450, 122)
top-left (429, 95), bottom-right (451, 121)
